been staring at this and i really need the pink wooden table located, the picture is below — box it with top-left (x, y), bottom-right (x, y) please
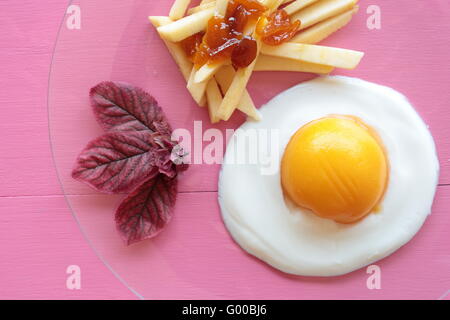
top-left (1, 0), bottom-right (449, 299)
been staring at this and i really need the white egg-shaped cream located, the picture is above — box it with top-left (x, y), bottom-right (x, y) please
top-left (218, 76), bottom-right (439, 276)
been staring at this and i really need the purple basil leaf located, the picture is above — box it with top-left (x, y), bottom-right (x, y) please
top-left (90, 81), bottom-right (172, 137)
top-left (72, 131), bottom-right (176, 194)
top-left (115, 174), bottom-right (178, 245)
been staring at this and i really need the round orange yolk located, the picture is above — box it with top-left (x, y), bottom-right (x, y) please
top-left (281, 116), bottom-right (389, 224)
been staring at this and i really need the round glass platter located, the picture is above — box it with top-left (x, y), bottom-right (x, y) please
top-left (48, 0), bottom-right (450, 299)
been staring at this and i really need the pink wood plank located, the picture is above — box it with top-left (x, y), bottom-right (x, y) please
top-left (0, 0), bottom-right (66, 197)
top-left (65, 187), bottom-right (450, 300)
top-left (0, 195), bottom-right (135, 299)
top-left (1, 0), bottom-right (450, 300)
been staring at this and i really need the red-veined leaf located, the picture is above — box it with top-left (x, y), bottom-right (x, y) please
top-left (72, 81), bottom-right (189, 245)
top-left (72, 131), bottom-right (176, 193)
top-left (115, 174), bottom-right (178, 245)
top-left (90, 81), bottom-right (172, 137)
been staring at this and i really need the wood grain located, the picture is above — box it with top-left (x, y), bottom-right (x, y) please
top-left (0, 0), bottom-right (449, 299)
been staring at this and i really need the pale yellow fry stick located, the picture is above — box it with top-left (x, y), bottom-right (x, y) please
top-left (169, 0), bottom-right (192, 20)
top-left (191, 0), bottom-right (288, 15)
top-left (254, 55), bottom-right (334, 73)
top-left (190, 0), bottom-right (287, 15)
top-left (191, 0), bottom-right (229, 82)
top-left (187, 67), bottom-right (208, 106)
top-left (188, 1), bottom-right (215, 15)
top-left (291, 6), bottom-right (358, 44)
top-left (215, 65), bottom-right (261, 121)
top-left (261, 42), bottom-right (364, 69)
top-left (150, 16), bottom-right (206, 105)
top-left (158, 7), bottom-right (215, 42)
top-left (149, 16), bottom-right (192, 81)
top-left (206, 78), bottom-right (223, 123)
top-left (284, 0), bottom-right (319, 15)
top-left (261, 0), bottom-right (286, 8)
top-left (149, 16), bottom-right (171, 27)
top-left (217, 0), bottom-right (283, 120)
top-left (217, 64), bottom-right (256, 120)
top-left (195, 61), bottom-right (229, 83)
top-left (216, 28), bottom-right (264, 121)
top-left (191, 0), bottom-right (228, 84)
top-left (215, 0), bottom-right (228, 16)
top-left (292, 0), bottom-right (358, 30)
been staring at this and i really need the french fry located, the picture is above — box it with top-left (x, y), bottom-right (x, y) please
top-left (152, 17), bottom-right (227, 111)
top-left (261, 42), bottom-right (364, 69)
top-left (261, 0), bottom-right (285, 8)
top-left (292, 0), bottom-right (358, 30)
top-left (254, 54), bottom-right (334, 73)
top-left (291, 6), bottom-right (358, 44)
top-left (206, 78), bottom-right (223, 123)
top-left (153, 0), bottom-right (363, 124)
top-left (187, 1), bottom-right (215, 15)
top-left (149, 16), bottom-right (192, 81)
top-left (199, 0), bottom-right (292, 6)
top-left (215, 0), bottom-right (229, 16)
top-left (194, 61), bottom-right (228, 83)
top-left (157, 7), bottom-right (215, 42)
top-left (151, 16), bottom-right (208, 105)
top-left (216, 0), bottom-right (283, 121)
top-left (193, 0), bottom-right (253, 85)
top-left (215, 65), bottom-right (261, 121)
top-left (149, 15), bottom-right (172, 26)
top-left (217, 62), bottom-right (255, 120)
top-left (284, 0), bottom-right (319, 16)
top-left (190, 0), bottom-right (295, 15)
top-left (169, 0), bottom-right (192, 20)
top-left (236, 91), bottom-right (261, 121)
top-left (187, 67), bottom-right (208, 106)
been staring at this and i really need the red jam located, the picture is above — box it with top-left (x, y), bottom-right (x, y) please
top-left (179, 32), bottom-right (204, 61)
top-left (259, 9), bottom-right (301, 46)
top-left (180, 0), bottom-right (266, 69)
top-left (179, 2), bottom-right (300, 69)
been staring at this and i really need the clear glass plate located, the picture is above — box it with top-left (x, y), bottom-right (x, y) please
top-left (48, 0), bottom-right (450, 299)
